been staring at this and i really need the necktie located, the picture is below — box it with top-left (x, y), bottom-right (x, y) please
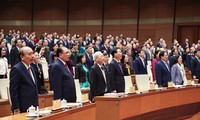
top-left (89, 55), bottom-right (93, 62)
top-left (100, 66), bottom-right (107, 92)
top-left (66, 64), bottom-right (72, 75)
top-left (118, 62), bottom-right (123, 74)
top-left (165, 62), bottom-right (170, 72)
top-left (142, 59), bottom-right (145, 68)
top-left (101, 66), bottom-right (105, 71)
top-left (28, 67), bottom-right (35, 84)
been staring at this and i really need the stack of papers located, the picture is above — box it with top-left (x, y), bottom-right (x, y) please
top-left (104, 93), bottom-right (125, 97)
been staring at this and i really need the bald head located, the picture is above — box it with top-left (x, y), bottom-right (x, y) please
top-left (20, 46), bottom-right (34, 65)
top-left (94, 51), bottom-right (104, 65)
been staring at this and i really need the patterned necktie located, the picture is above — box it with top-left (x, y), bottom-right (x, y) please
top-left (28, 67), bottom-right (35, 84)
top-left (118, 62), bottom-right (123, 73)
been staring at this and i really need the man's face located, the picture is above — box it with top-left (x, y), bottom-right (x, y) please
top-left (103, 55), bottom-right (109, 64)
top-left (16, 40), bottom-right (22, 48)
top-left (114, 49), bottom-right (122, 60)
top-left (161, 53), bottom-right (168, 62)
top-left (86, 47), bottom-right (92, 54)
top-left (96, 53), bottom-right (104, 65)
top-left (21, 48), bottom-right (34, 65)
top-left (196, 51), bottom-right (200, 58)
top-left (60, 48), bottom-right (71, 62)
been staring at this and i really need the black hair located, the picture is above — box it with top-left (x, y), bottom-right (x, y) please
top-left (111, 47), bottom-right (120, 57)
top-left (159, 51), bottom-right (167, 59)
top-left (173, 55), bottom-right (181, 65)
top-left (56, 47), bottom-right (64, 57)
top-left (120, 54), bottom-right (126, 65)
top-left (154, 50), bottom-right (160, 59)
top-left (0, 46), bottom-right (5, 57)
top-left (15, 39), bottom-right (21, 44)
top-left (77, 54), bottom-right (85, 64)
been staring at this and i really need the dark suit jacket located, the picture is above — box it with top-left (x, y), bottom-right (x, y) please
top-left (186, 53), bottom-right (194, 70)
top-left (10, 62), bottom-right (38, 112)
top-left (93, 45), bottom-right (101, 52)
top-left (31, 63), bottom-right (45, 94)
top-left (190, 57), bottom-right (200, 81)
top-left (101, 45), bottom-right (111, 54)
top-left (85, 53), bottom-right (94, 70)
top-left (169, 55), bottom-right (176, 68)
top-left (75, 63), bottom-right (89, 83)
top-left (155, 60), bottom-right (171, 87)
top-left (50, 59), bottom-right (76, 102)
top-left (134, 57), bottom-right (147, 74)
top-left (10, 46), bottom-right (20, 68)
top-left (108, 59), bottom-right (125, 92)
top-left (89, 64), bottom-right (111, 101)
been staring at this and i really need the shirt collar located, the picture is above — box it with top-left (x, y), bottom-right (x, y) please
top-left (21, 61), bottom-right (31, 69)
top-left (114, 58), bottom-right (120, 63)
top-left (58, 58), bottom-right (66, 65)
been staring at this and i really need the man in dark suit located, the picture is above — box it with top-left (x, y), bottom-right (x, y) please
top-left (190, 50), bottom-right (200, 82)
top-left (109, 47), bottom-right (125, 93)
top-left (10, 39), bottom-right (22, 68)
top-left (10, 46), bottom-right (38, 114)
top-left (156, 51), bottom-right (171, 87)
top-left (183, 38), bottom-right (190, 50)
top-left (85, 46), bottom-right (94, 70)
top-left (50, 47), bottom-right (76, 102)
top-left (101, 39), bottom-right (111, 54)
top-left (31, 52), bottom-right (46, 94)
top-left (134, 49), bottom-right (147, 74)
top-left (89, 51), bottom-right (111, 102)
top-left (93, 40), bottom-right (101, 53)
top-left (169, 49), bottom-right (178, 68)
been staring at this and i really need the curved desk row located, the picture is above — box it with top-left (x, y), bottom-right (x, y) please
top-left (95, 86), bottom-right (200, 120)
top-left (0, 103), bottom-right (96, 120)
top-left (1, 86), bottom-right (200, 120)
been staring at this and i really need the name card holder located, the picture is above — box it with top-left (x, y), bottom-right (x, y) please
top-left (168, 82), bottom-right (174, 88)
top-left (187, 80), bottom-right (192, 85)
top-left (52, 99), bottom-right (61, 110)
top-left (129, 86), bottom-right (136, 93)
top-left (150, 83), bottom-right (155, 90)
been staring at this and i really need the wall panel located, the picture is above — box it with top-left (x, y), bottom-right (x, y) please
top-left (0, 0), bottom-right (32, 20)
top-left (68, 0), bottom-right (102, 36)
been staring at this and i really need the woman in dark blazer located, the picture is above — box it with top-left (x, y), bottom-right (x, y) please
top-left (121, 54), bottom-right (131, 76)
top-left (75, 54), bottom-right (89, 88)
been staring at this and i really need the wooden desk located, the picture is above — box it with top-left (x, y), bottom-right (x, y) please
top-left (0, 93), bottom-right (53, 117)
top-left (95, 86), bottom-right (200, 120)
top-left (0, 103), bottom-right (96, 120)
top-left (38, 93), bottom-right (53, 108)
top-left (39, 103), bottom-right (95, 120)
top-left (0, 99), bottom-right (11, 117)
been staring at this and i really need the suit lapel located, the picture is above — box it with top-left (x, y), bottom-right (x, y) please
top-left (113, 60), bottom-right (123, 74)
top-left (57, 59), bottom-right (73, 79)
top-left (20, 62), bottom-right (37, 86)
top-left (161, 60), bottom-right (170, 72)
top-left (95, 64), bottom-right (106, 85)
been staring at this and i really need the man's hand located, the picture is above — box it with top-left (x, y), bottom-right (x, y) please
top-left (13, 109), bottom-right (20, 115)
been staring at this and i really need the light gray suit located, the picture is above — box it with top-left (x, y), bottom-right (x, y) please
top-left (171, 63), bottom-right (184, 85)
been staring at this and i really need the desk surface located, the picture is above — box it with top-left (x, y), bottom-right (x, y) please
top-left (95, 86), bottom-right (200, 120)
top-left (0, 103), bottom-right (95, 120)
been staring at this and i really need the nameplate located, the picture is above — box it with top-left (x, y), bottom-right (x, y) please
top-left (129, 86), bottom-right (135, 93)
top-left (168, 82), bottom-right (174, 88)
top-left (150, 83), bottom-right (155, 90)
top-left (187, 80), bottom-right (192, 85)
top-left (82, 94), bottom-right (89, 103)
top-left (52, 99), bottom-right (61, 109)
